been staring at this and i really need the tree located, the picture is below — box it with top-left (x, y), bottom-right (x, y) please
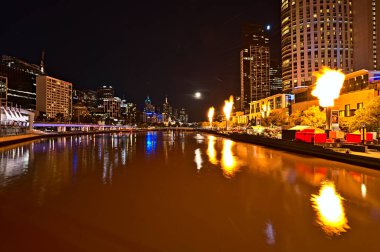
top-left (261, 110), bottom-right (288, 127)
top-left (289, 106), bottom-right (326, 129)
top-left (348, 96), bottom-right (380, 132)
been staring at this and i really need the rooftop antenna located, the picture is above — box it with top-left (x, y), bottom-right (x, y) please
top-left (40, 49), bottom-right (45, 73)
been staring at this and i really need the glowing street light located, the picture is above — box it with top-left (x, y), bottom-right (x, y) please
top-left (208, 106), bottom-right (215, 129)
top-left (312, 67), bottom-right (345, 130)
top-left (223, 96), bottom-right (234, 130)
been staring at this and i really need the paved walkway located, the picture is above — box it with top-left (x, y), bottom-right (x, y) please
top-left (0, 134), bottom-right (42, 144)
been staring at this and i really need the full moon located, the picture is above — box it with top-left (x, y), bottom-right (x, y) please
top-left (194, 92), bottom-right (202, 99)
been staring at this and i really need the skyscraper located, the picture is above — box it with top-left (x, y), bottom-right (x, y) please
top-left (352, 0), bottom-right (380, 71)
top-left (281, 0), bottom-right (354, 93)
top-left (36, 75), bottom-right (72, 120)
top-left (0, 55), bottom-right (44, 109)
top-left (240, 23), bottom-right (270, 111)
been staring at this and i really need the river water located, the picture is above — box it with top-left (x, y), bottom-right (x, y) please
top-left (0, 131), bottom-right (379, 251)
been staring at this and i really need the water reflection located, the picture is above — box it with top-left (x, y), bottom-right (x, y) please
top-left (221, 139), bottom-right (239, 178)
top-left (264, 221), bottom-right (276, 245)
top-left (311, 181), bottom-right (350, 236)
top-left (206, 135), bottom-right (218, 165)
top-left (145, 132), bottom-right (157, 155)
top-left (194, 148), bottom-right (203, 171)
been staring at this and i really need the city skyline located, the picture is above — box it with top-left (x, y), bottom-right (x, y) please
top-left (1, 1), bottom-right (281, 121)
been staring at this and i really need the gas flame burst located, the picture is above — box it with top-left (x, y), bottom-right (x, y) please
top-left (311, 181), bottom-right (350, 236)
top-left (312, 67), bottom-right (345, 107)
top-left (223, 96), bottom-right (234, 122)
top-left (208, 107), bottom-right (215, 127)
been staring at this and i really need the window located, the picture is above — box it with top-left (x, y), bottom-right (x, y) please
top-left (345, 104), bottom-right (350, 117)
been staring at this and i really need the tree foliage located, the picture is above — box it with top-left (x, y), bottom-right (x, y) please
top-left (289, 106), bottom-right (326, 129)
top-left (261, 110), bottom-right (288, 127)
top-left (348, 96), bottom-right (380, 132)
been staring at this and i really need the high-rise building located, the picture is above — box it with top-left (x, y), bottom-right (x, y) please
top-left (36, 75), bottom-right (72, 119)
top-left (270, 63), bottom-right (282, 95)
top-left (240, 23), bottom-right (270, 110)
top-left (103, 97), bottom-right (121, 118)
top-left (179, 108), bottom-right (188, 123)
top-left (0, 55), bottom-right (44, 109)
top-left (281, 0), bottom-right (354, 93)
top-left (162, 96), bottom-right (172, 123)
top-left (352, 0), bottom-right (380, 71)
top-left (143, 96), bottom-right (156, 123)
top-left (97, 86), bottom-right (114, 105)
top-left (0, 75), bottom-right (7, 103)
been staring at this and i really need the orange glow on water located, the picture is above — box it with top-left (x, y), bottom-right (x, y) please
top-left (207, 135), bottom-right (218, 165)
top-left (311, 181), bottom-right (350, 236)
top-left (208, 107), bottom-right (215, 127)
top-left (223, 96), bottom-right (234, 122)
top-left (221, 139), bottom-right (238, 178)
top-left (312, 67), bottom-right (345, 107)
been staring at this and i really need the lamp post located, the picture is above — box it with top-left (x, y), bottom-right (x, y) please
top-left (361, 123), bottom-right (366, 145)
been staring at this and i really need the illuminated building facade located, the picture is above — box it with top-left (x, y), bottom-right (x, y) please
top-left (97, 86), bottom-right (114, 105)
top-left (0, 75), bottom-right (7, 103)
top-left (240, 23), bottom-right (270, 110)
top-left (249, 93), bottom-right (294, 124)
top-left (36, 75), bottom-right (72, 119)
top-left (281, 0), bottom-right (354, 92)
top-left (292, 70), bottom-right (380, 127)
top-left (0, 55), bottom-right (44, 109)
top-left (352, 0), bottom-right (380, 71)
top-left (270, 63), bottom-right (283, 95)
top-left (103, 97), bottom-right (121, 119)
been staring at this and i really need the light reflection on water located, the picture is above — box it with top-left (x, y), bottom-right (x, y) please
top-left (0, 132), bottom-right (380, 251)
top-left (311, 181), bottom-right (350, 236)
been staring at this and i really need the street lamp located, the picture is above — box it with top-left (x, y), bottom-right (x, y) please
top-left (361, 122), bottom-right (366, 145)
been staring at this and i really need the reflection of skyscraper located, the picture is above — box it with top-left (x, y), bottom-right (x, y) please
top-left (240, 23), bottom-right (270, 110)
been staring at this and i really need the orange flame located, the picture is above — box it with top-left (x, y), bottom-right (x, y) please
top-left (207, 135), bottom-right (218, 165)
top-left (221, 139), bottom-right (238, 178)
top-left (311, 181), bottom-right (350, 236)
top-left (223, 96), bottom-right (234, 122)
top-left (208, 107), bottom-right (215, 127)
top-left (312, 67), bottom-right (345, 107)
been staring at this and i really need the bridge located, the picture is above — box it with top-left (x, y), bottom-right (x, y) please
top-left (33, 123), bottom-right (195, 132)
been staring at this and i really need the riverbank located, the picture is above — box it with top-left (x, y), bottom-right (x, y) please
top-left (0, 127), bottom-right (195, 147)
top-left (200, 130), bottom-right (380, 170)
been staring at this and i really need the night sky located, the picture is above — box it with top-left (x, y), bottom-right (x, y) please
top-left (1, 1), bottom-right (280, 121)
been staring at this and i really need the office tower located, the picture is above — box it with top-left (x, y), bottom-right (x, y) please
top-left (240, 23), bottom-right (270, 110)
top-left (97, 86), bottom-right (114, 105)
top-left (270, 62), bottom-right (283, 95)
top-left (103, 97), bottom-right (121, 118)
top-left (281, 0), bottom-right (354, 93)
top-left (0, 76), bottom-right (7, 103)
top-left (36, 75), bottom-right (72, 119)
top-left (0, 55), bottom-right (44, 109)
top-left (352, 0), bottom-right (380, 71)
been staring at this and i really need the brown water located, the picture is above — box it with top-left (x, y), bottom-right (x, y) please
top-left (0, 131), bottom-right (379, 251)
